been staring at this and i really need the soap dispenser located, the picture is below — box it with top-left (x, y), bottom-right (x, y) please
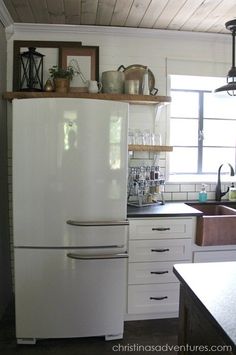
top-left (199, 184), bottom-right (207, 202)
top-left (229, 183), bottom-right (236, 201)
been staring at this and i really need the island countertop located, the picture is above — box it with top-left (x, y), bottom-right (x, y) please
top-left (127, 202), bottom-right (202, 218)
top-left (174, 262), bottom-right (236, 353)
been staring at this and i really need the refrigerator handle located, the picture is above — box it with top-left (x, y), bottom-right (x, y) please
top-left (66, 220), bottom-right (129, 227)
top-left (67, 252), bottom-right (129, 260)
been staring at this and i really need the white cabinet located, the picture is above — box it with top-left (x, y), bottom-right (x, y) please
top-left (127, 217), bottom-right (195, 320)
top-left (129, 261), bottom-right (181, 284)
top-left (193, 249), bottom-right (236, 263)
top-left (128, 283), bottom-right (180, 315)
top-left (129, 218), bottom-right (193, 240)
top-left (129, 239), bottom-right (191, 262)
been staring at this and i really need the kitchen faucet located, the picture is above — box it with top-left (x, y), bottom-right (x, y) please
top-left (215, 163), bottom-right (235, 201)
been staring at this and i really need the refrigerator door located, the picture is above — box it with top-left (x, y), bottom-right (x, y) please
top-left (64, 222), bottom-right (128, 252)
top-left (15, 248), bottom-right (127, 341)
top-left (12, 98), bottom-right (128, 247)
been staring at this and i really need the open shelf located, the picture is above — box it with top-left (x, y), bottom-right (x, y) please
top-left (128, 144), bottom-right (173, 152)
top-left (3, 91), bottom-right (171, 105)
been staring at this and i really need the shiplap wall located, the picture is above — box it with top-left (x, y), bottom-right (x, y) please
top-left (6, 26), bottom-right (231, 91)
top-left (0, 21), bottom-right (12, 317)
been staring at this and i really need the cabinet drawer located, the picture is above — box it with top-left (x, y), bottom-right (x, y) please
top-left (128, 261), bottom-right (187, 285)
top-left (129, 239), bottom-right (191, 262)
top-left (129, 218), bottom-right (193, 240)
top-left (128, 283), bottom-right (179, 314)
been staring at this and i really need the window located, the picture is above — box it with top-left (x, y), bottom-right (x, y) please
top-left (169, 75), bottom-right (236, 181)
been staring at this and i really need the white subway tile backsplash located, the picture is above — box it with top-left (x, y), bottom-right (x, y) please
top-left (172, 192), bottom-right (188, 200)
top-left (207, 192), bottom-right (215, 200)
top-left (162, 182), bottom-right (231, 202)
top-left (187, 192), bottom-right (199, 201)
top-left (164, 182), bottom-right (221, 202)
top-left (163, 192), bottom-right (171, 201)
top-left (210, 184), bottom-right (216, 192)
top-left (180, 184), bottom-right (195, 192)
top-left (164, 184), bottom-right (180, 192)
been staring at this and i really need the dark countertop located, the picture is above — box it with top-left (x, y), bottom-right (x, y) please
top-left (174, 262), bottom-right (236, 351)
top-left (127, 202), bottom-right (202, 218)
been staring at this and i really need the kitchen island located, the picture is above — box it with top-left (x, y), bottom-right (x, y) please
top-left (173, 262), bottom-right (236, 354)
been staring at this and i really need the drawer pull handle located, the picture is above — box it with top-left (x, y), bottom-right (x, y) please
top-left (150, 296), bottom-right (168, 301)
top-left (152, 227), bottom-right (170, 231)
top-left (151, 248), bottom-right (170, 253)
top-left (150, 271), bottom-right (169, 275)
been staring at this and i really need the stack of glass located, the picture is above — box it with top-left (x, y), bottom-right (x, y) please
top-left (128, 129), bottom-right (162, 145)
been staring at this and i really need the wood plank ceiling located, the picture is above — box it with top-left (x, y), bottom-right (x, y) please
top-left (2, 0), bottom-right (236, 34)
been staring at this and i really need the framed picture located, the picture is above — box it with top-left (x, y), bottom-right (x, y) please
top-left (59, 46), bottom-right (99, 92)
top-left (13, 40), bottom-right (82, 91)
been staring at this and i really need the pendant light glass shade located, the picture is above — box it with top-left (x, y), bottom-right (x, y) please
top-left (215, 19), bottom-right (236, 96)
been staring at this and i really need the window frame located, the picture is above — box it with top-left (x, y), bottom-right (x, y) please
top-left (169, 88), bottom-right (236, 176)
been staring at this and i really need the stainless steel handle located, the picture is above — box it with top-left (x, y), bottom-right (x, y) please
top-left (67, 220), bottom-right (129, 227)
top-left (150, 271), bottom-right (169, 275)
top-left (150, 296), bottom-right (168, 301)
top-left (67, 252), bottom-right (128, 260)
top-left (152, 227), bottom-right (170, 231)
top-left (151, 248), bottom-right (170, 253)
top-left (68, 244), bottom-right (125, 249)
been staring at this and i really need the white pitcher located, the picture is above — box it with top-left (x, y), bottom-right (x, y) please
top-left (88, 80), bottom-right (102, 93)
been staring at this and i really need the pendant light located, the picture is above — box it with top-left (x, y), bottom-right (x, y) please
top-left (215, 19), bottom-right (236, 96)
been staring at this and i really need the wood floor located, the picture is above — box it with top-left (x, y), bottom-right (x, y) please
top-left (0, 304), bottom-right (178, 354)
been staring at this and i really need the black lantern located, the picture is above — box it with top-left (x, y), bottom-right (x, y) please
top-left (20, 47), bottom-right (44, 91)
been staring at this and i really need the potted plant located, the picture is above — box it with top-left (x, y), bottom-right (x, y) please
top-left (49, 65), bottom-right (75, 93)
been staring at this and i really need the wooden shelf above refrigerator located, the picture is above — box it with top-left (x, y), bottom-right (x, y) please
top-left (128, 144), bottom-right (173, 152)
top-left (3, 92), bottom-right (171, 105)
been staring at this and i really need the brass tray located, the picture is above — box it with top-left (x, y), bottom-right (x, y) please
top-left (118, 64), bottom-right (158, 94)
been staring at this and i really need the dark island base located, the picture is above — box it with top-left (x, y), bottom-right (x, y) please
top-left (178, 284), bottom-right (235, 354)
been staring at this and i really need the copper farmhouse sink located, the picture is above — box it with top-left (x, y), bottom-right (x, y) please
top-left (188, 204), bottom-right (236, 246)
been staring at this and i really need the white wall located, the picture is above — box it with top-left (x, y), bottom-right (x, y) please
top-left (6, 24), bottom-right (232, 200)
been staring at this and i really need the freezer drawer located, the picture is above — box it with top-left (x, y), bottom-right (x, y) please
top-left (15, 248), bottom-right (127, 342)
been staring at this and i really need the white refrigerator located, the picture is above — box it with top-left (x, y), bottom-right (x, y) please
top-left (12, 98), bottom-right (129, 344)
